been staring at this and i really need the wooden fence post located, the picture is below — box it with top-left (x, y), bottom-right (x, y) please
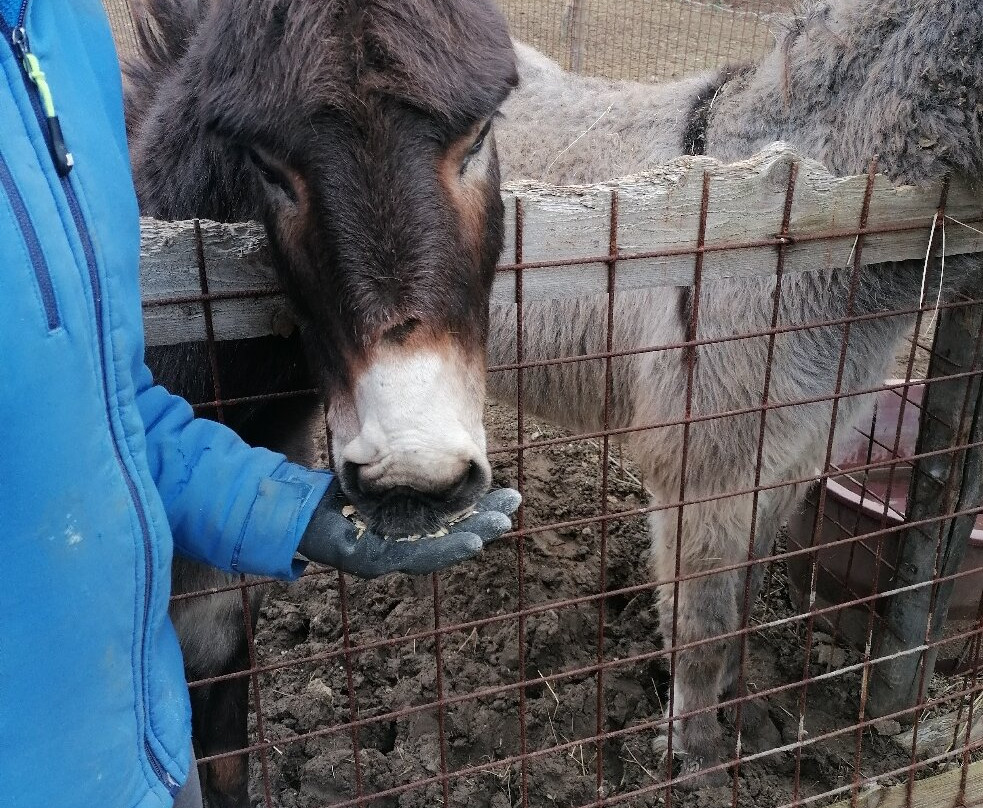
top-left (867, 280), bottom-right (983, 718)
top-left (565, 0), bottom-right (588, 74)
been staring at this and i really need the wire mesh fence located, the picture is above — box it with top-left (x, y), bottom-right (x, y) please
top-left (500, 0), bottom-right (791, 80)
top-left (106, 0), bottom-right (983, 805)
top-left (138, 150), bottom-right (983, 807)
top-left (102, 0), bottom-right (788, 79)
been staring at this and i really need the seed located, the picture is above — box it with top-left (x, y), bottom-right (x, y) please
top-left (341, 504), bottom-right (478, 541)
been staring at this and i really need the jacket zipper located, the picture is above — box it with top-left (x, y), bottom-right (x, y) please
top-left (8, 5), bottom-right (71, 175)
top-left (3, 3), bottom-right (180, 796)
top-left (0, 149), bottom-right (60, 330)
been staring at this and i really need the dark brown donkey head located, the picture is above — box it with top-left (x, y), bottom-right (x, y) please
top-left (127, 0), bottom-right (517, 533)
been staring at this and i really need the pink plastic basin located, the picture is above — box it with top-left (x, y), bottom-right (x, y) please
top-left (786, 382), bottom-right (983, 647)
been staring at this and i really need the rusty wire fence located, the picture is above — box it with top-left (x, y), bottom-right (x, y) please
top-left (499, 0), bottom-right (792, 80)
top-left (103, 0), bottom-right (789, 80)
top-left (139, 152), bottom-right (983, 808)
top-left (108, 0), bottom-right (983, 806)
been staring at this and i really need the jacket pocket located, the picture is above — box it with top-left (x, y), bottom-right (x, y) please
top-left (0, 150), bottom-right (61, 331)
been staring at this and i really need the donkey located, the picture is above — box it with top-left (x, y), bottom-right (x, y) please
top-left (491, 0), bottom-right (983, 786)
top-left (125, 1), bottom-right (516, 804)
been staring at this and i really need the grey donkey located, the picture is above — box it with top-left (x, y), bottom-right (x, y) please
top-left (491, 0), bottom-right (983, 786)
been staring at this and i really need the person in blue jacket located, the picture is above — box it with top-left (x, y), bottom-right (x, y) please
top-left (0, 2), bottom-right (519, 806)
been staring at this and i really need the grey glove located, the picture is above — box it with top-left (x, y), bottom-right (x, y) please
top-left (296, 484), bottom-right (521, 579)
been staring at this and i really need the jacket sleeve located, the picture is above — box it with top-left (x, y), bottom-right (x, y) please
top-left (133, 362), bottom-right (333, 579)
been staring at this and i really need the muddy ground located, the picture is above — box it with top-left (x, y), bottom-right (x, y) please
top-left (240, 399), bottom-right (966, 808)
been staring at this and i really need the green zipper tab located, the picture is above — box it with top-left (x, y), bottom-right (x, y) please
top-left (12, 26), bottom-right (73, 176)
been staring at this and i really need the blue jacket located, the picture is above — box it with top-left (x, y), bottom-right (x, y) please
top-left (0, 2), bottom-right (333, 805)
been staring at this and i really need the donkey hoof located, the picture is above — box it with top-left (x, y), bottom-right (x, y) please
top-left (675, 756), bottom-right (729, 790)
top-left (651, 736), bottom-right (729, 791)
top-left (726, 701), bottom-right (782, 755)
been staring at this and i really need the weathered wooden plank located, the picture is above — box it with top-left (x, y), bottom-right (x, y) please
top-left (493, 145), bottom-right (983, 299)
top-left (140, 143), bottom-right (983, 346)
top-left (139, 218), bottom-right (272, 296)
top-left (140, 219), bottom-right (284, 345)
top-left (827, 758), bottom-right (983, 808)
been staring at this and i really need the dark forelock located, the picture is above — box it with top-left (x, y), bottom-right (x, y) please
top-left (196, 0), bottom-right (518, 140)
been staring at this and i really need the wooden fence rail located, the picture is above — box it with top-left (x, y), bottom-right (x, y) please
top-left (140, 144), bottom-right (983, 347)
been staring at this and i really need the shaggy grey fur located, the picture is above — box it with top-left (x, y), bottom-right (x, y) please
top-left (493, 0), bottom-right (982, 785)
top-left (499, 0), bottom-right (983, 185)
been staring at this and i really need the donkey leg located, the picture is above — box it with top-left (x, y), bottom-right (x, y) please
top-left (717, 558), bottom-right (782, 757)
top-left (717, 484), bottom-right (802, 754)
top-left (171, 558), bottom-right (262, 808)
top-left (189, 600), bottom-right (258, 808)
top-left (718, 478), bottom-right (809, 705)
top-left (662, 573), bottom-right (739, 787)
top-left (719, 627), bottom-right (782, 758)
top-left (650, 506), bottom-right (741, 788)
top-left (718, 558), bottom-right (768, 702)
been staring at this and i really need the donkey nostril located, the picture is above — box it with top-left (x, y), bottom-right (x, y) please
top-left (434, 458), bottom-right (488, 501)
top-left (463, 459), bottom-right (486, 492)
top-left (339, 461), bottom-right (369, 499)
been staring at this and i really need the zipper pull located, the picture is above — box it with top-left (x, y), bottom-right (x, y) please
top-left (11, 26), bottom-right (74, 176)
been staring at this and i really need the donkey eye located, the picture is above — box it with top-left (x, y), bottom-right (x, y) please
top-left (468, 121), bottom-right (492, 157)
top-left (461, 118), bottom-right (494, 174)
top-left (246, 147), bottom-right (298, 203)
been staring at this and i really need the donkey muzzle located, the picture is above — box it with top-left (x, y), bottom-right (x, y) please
top-left (333, 344), bottom-right (491, 534)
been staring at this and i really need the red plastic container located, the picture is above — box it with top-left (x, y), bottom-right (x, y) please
top-left (785, 382), bottom-right (983, 648)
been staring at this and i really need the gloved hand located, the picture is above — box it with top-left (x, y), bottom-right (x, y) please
top-left (296, 483), bottom-right (521, 579)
